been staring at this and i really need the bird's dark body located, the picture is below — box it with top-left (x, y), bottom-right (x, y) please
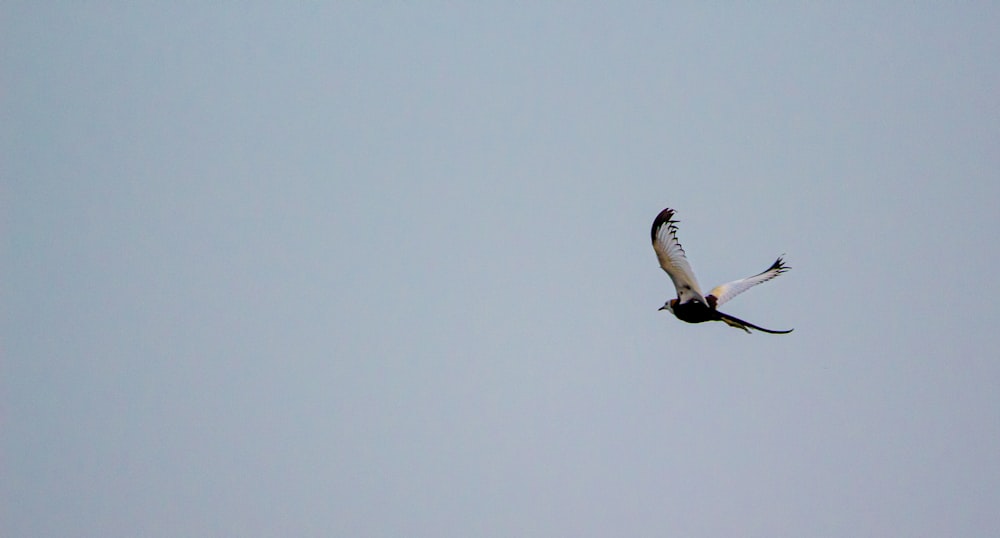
top-left (670, 300), bottom-right (719, 324)
top-left (665, 298), bottom-right (793, 334)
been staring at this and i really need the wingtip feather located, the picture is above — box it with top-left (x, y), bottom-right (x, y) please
top-left (650, 207), bottom-right (676, 243)
top-left (769, 256), bottom-right (790, 273)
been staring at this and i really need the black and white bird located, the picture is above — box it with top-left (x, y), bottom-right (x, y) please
top-left (651, 207), bottom-right (793, 334)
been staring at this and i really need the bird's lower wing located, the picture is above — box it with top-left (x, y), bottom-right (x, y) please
top-left (706, 256), bottom-right (789, 308)
top-left (651, 208), bottom-right (706, 305)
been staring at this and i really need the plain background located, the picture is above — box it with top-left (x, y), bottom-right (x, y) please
top-left (4, 4), bottom-right (999, 537)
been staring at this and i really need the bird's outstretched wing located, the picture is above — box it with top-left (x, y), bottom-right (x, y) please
top-left (706, 256), bottom-right (789, 309)
top-left (651, 208), bottom-right (707, 305)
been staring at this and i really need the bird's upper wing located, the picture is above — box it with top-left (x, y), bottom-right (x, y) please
top-left (651, 208), bottom-right (706, 305)
top-left (706, 256), bottom-right (789, 308)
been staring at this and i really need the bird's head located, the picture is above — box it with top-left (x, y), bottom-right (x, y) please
top-left (658, 299), bottom-right (676, 313)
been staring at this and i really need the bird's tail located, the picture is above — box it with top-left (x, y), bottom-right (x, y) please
top-left (717, 311), bottom-right (794, 335)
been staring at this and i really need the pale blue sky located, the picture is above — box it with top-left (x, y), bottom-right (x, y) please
top-left (4, 4), bottom-right (1000, 537)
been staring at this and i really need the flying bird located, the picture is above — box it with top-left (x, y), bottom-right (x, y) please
top-left (651, 207), bottom-right (793, 334)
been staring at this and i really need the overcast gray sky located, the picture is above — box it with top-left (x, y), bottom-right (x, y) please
top-left (4, 4), bottom-right (1000, 537)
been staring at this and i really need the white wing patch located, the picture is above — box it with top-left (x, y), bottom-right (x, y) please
top-left (706, 256), bottom-right (789, 308)
top-left (651, 208), bottom-right (706, 305)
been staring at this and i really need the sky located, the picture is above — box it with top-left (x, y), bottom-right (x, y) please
top-left (3, 3), bottom-right (1000, 537)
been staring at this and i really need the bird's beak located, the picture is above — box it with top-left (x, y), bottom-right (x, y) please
top-left (658, 305), bottom-right (667, 311)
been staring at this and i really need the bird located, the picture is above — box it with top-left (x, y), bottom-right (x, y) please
top-left (651, 207), bottom-right (793, 334)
